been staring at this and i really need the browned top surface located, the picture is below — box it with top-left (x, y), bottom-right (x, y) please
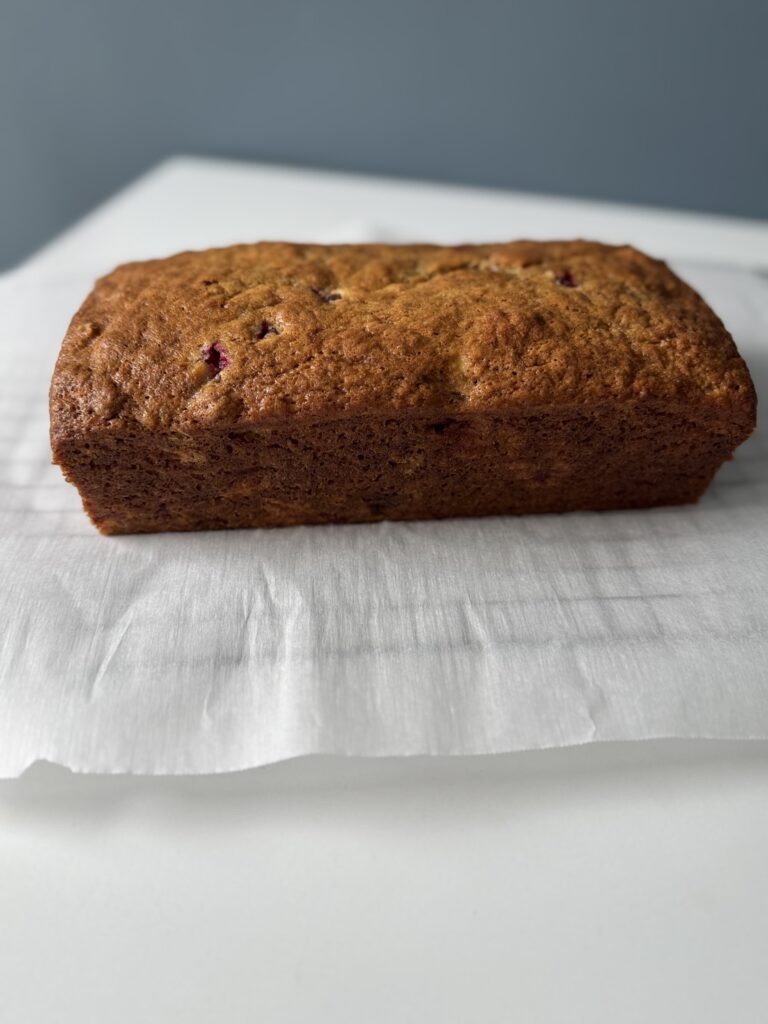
top-left (50, 240), bottom-right (756, 436)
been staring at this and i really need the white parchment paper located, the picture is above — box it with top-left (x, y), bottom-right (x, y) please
top-left (1, 260), bottom-right (766, 777)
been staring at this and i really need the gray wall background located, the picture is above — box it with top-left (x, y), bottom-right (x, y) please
top-left (1, 0), bottom-right (766, 270)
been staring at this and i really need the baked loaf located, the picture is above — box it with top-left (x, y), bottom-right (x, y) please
top-left (50, 241), bottom-right (756, 534)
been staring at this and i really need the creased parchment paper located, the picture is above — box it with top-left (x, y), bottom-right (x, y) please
top-left (1, 259), bottom-right (766, 777)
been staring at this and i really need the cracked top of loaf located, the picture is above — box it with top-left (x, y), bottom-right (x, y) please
top-left (50, 240), bottom-right (756, 437)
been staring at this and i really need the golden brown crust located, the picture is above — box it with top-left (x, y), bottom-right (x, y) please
top-left (50, 240), bottom-right (755, 436)
top-left (49, 240), bottom-right (756, 534)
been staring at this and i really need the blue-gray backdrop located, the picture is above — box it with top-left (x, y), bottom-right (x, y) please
top-left (1, 0), bottom-right (766, 269)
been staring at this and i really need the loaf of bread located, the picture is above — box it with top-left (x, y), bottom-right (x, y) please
top-left (50, 241), bottom-right (755, 534)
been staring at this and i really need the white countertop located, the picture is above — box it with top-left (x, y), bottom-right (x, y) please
top-left (15, 155), bottom-right (768, 278)
top-left (2, 158), bottom-right (767, 1023)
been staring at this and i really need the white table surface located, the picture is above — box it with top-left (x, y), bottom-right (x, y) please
top-left (2, 158), bottom-right (768, 1023)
